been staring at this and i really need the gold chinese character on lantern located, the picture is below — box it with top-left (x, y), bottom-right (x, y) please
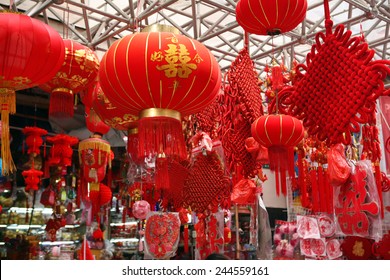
top-left (153, 39), bottom-right (199, 78)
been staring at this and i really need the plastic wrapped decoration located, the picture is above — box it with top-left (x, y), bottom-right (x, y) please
top-left (270, 0), bottom-right (390, 146)
top-left (334, 160), bottom-right (382, 241)
top-left (341, 236), bottom-right (375, 260)
top-left (327, 143), bottom-right (351, 186)
top-left (132, 200), bottom-right (150, 220)
top-left (144, 212), bottom-right (180, 259)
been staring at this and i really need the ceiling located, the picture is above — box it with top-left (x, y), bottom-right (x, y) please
top-left (1, 0), bottom-right (390, 145)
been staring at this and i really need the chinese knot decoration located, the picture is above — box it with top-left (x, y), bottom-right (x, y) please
top-left (251, 114), bottom-right (304, 196)
top-left (236, 0), bottom-right (308, 36)
top-left (47, 134), bottom-right (79, 167)
top-left (0, 12), bottom-right (65, 175)
top-left (22, 167), bottom-right (43, 192)
top-left (40, 39), bottom-right (99, 118)
top-left (22, 126), bottom-right (47, 156)
top-left (99, 26), bottom-right (221, 161)
top-left (271, 0), bottom-right (390, 145)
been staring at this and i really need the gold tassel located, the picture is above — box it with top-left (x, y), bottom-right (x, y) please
top-left (1, 88), bottom-right (16, 175)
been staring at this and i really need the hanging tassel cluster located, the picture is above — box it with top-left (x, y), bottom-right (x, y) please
top-left (0, 88), bottom-right (16, 175)
top-left (49, 88), bottom-right (75, 118)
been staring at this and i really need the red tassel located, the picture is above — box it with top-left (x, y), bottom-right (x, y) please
top-left (49, 88), bottom-right (74, 118)
top-left (138, 115), bottom-right (186, 160)
top-left (374, 164), bottom-right (384, 219)
top-left (310, 168), bottom-right (319, 213)
top-left (318, 165), bottom-right (327, 212)
top-left (155, 154), bottom-right (169, 190)
top-left (268, 146), bottom-right (295, 197)
top-left (275, 169), bottom-right (280, 196)
top-left (298, 151), bottom-right (307, 207)
top-left (183, 224), bottom-right (189, 254)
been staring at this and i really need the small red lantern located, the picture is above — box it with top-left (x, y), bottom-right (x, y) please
top-left (99, 26), bottom-right (221, 160)
top-left (78, 136), bottom-right (112, 184)
top-left (236, 0), bottom-right (308, 36)
top-left (88, 182), bottom-right (112, 220)
top-left (22, 167), bottom-right (43, 192)
top-left (251, 114), bottom-right (304, 196)
top-left (22, 126), bottom-right (48, 156)
top-left (40, 39), bottom-right (99, 118)
top-left (47, 134), bottom-right (79, 167)
top-left (0, 13), bottom-right (65, 175)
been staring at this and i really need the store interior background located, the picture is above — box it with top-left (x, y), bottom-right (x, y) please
top-left (0, 0), bottom-right (390, 260)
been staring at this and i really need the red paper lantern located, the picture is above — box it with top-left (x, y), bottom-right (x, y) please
top-left (40, 39), bottom-right (99, 118)
top-left (22, 126), bottom-right (48, 156)
top-left (83, 82), bottom-right (138, 131)
top-left (78, 137), bottom-right (111, 183)
top-left (0, 13), bottom-right (65, 175)
top-left (99, 27), bottom-right (221, 159)
top-left (236, 0), bottom-right (308, 36)
top-left (251, 114), bottom-right (304, 196)
top-left (47, 134), bottom-right (79, 167)
top-left (88, 182), bottom-right (112, 220)
top-left (22, 167), bottom-right (43, 191)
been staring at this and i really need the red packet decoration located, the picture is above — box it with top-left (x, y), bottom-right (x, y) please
top-left (273, 221), bottom-right (299, 259)
top-left (297, 215), bottom-right (320, 239)
top-left (326, 239), bottom-right (342, 260)
top-left (334, 161), bottom-right (380, 239)
top-left (341, 236), bottom-right (375, 260)
top-left (317, 214), bottom-right (336, 238)
top-left (144, 212), bottom-right (180, 259)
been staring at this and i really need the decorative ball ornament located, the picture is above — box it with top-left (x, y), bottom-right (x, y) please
top-left (99, 26), bottom-right (221, 159)
top-left (236, 0), bottom-right (308, 36)
top-left (251, 114), bottom-right (304, 196)
top-left (132, 200), bottom-right (151, 220)
top-left (40, 39), bottom-right (99, 118)
top-left (0, 13), bottom-right (65, 175)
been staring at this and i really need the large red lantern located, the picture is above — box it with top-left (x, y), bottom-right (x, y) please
top-left (99, 27), bottom-right (221, 160)
top-left (40, 39), bottom-right (99, 118)
top-left (251, 114), bottom-right (304, 196)
top-left (236, 0), bottom-right (308, 36)
top-left (0, 13), bottom-right (65, 175)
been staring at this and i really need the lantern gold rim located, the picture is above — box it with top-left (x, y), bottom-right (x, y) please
top-left (141, 24), bottom-right (181, 34)
top-left (128, 127), bottom-right (139, 135)
top-left (52, 87), bottom-right (74, 95)
top-left (139, 108), bottom-right (181, 121)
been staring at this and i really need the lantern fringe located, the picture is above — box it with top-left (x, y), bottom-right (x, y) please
top-left (267, 146), bottom-right (295, 196)
top-left (138, 116), bottom-right (187, 160)
top-left (155, 155), bottom-right (169, 190)
top-left (1, 92), bottom-right (16, 175)
top-left (49, 89), bottom-right (74, 118)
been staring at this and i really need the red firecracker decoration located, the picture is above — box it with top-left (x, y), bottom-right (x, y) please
top-left (40, 39), bottom-right (99, 118)
top-left (251, 114), bottom-right (304, 196)
top-left (22, 167), bottom-right (43, 192)
top-left (22, 126), bottom-right (47, 156)
top-left (47, 134), bottom-right (79, 167)
top-left (0, 13), bottom-right (65, 175)
top-left (236, 0), bottom-right (308, 36)
top-left (99, 27), bottom-right (221, 160)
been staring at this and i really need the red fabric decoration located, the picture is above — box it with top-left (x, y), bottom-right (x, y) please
top-left (78, 240), bottom-right (94, 260)
top-left (22, 127), bottom-right (47, 156)
top-left (271, 19), bottom-right (390, 145)
top-left (40, 39), bottom-right (99, 118)
top-left (144, 212), bottom-right (180, 259)
top-left (183, 150), bottom-right (231, 214)
top-left (0, 13), bottom-right (65, 175)
top-left (231, 179), bottom-right (257, 204)
top-left (236, 0), bottom-right (308, 36)
top-left (85, 82), bottom-right (138, 131)
top-left (341, 236), bottom-right (375, 260)
top-left (47, 134), bottom-right (79, 167)
top-left (327, 144), bottom-right (351, 186)
top-left (99, 31), bottom-right (221, 160)
top-left (22, 167), bottom-right (43, 192)
top-left (372, 232), bottom-right (390, 260)
top-left (251, 114), bottom-right (304, 196)
top-left (84, 106), bottom-right (110, 136)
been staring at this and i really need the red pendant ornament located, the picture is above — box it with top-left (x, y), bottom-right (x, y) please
top-left (0, 13), bottom-right (65, 175)
top-left (40, 39), bottom-right (99, 118)
top-left (22, 167), bottom-right (43, 192)
top-left (85, 106), bottom-right (110, 136)
top-left (47, 134), bottom-right (79, 167)
top-left (271, 0), bottom-right (390, 145)
top-left (144, 212), bottom-right (180, 259)
top-left (236, 0), bottom-right (308, 36)
top-left (251, 114), bottom-right (304, 196)
top-left (99, 27), bottom-right (221, 160)
top-left (22, 126), bottom-right (48, 156)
